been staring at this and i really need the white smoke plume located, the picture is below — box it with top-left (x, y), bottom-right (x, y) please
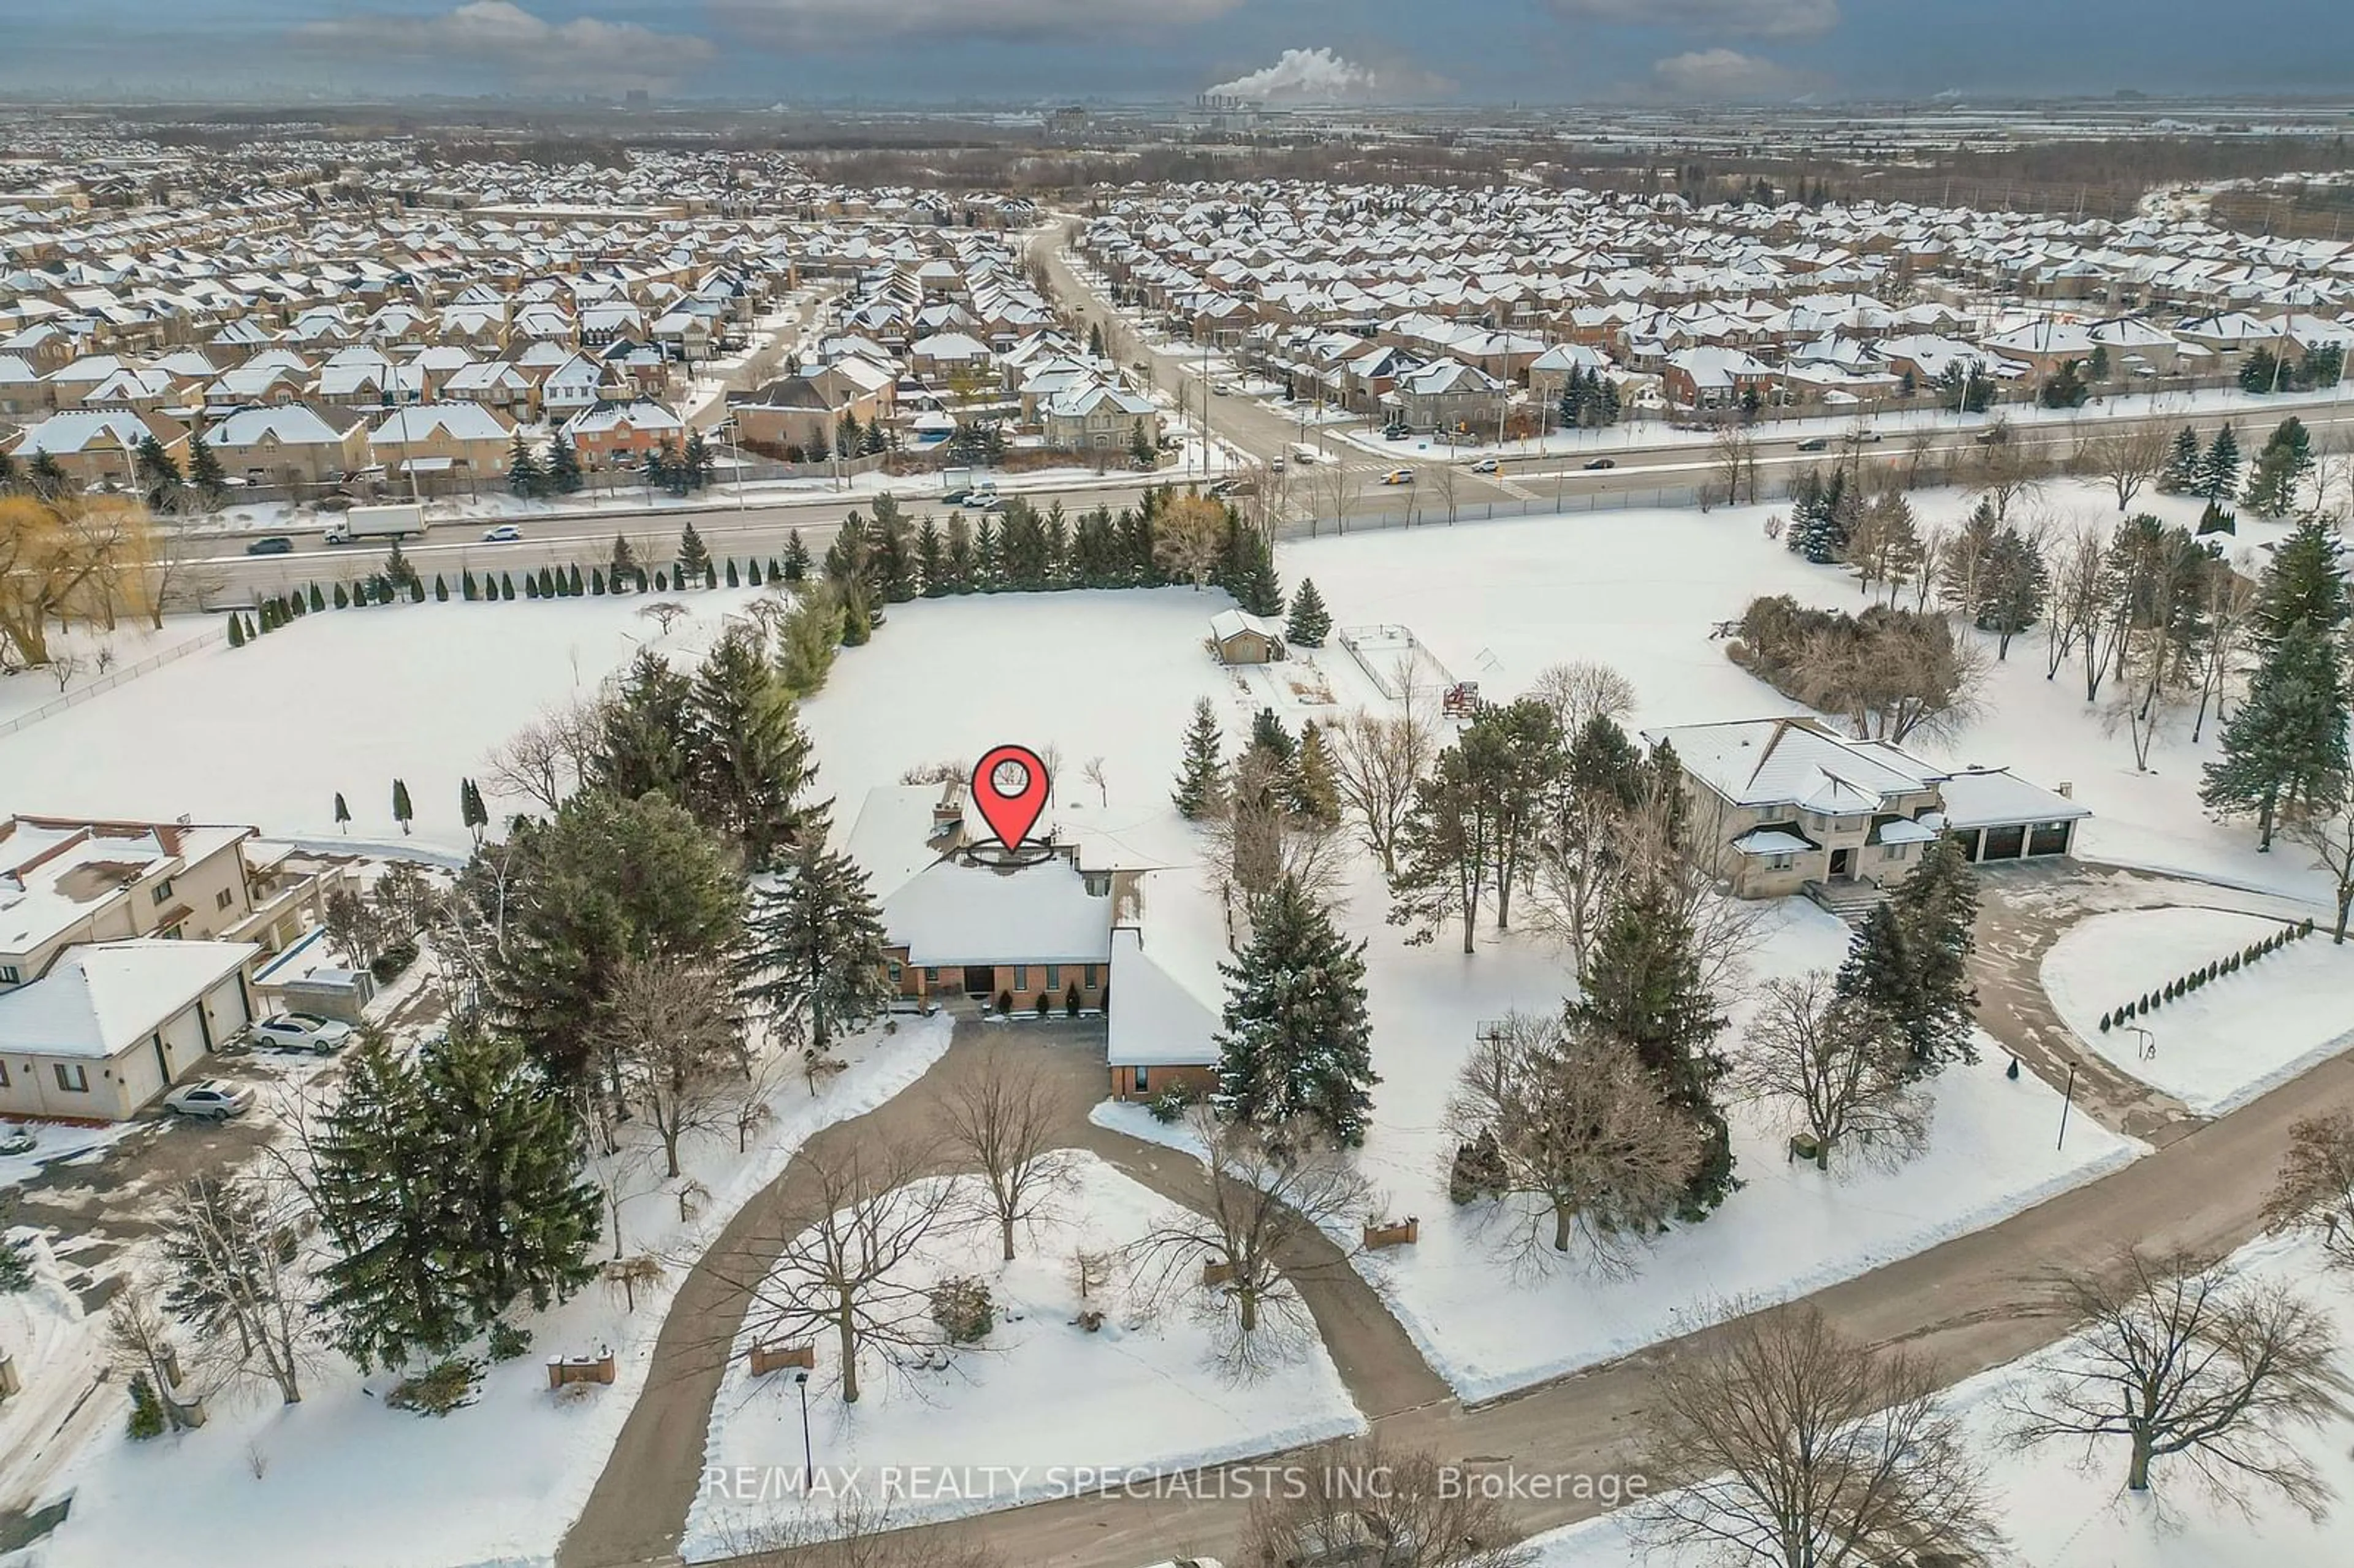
top-left (1205, 47), bottom-right (1388, 104)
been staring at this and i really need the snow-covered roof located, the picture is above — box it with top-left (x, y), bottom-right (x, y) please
top-left (1208, 608), bottom-right (1284, 645)
top-left (1644, 718), bottom-right (1941, 815)
top-left (880, 855), bottom-right (1113, 967)
top-left (840, 783), bottom-right (958, 905)
top-left (0, 938), bottom-right (256, 1059)
top-left (1731, 828), bottom-right (1814, 857)
top-left (1106, 872), bottom-right (1227, 1069)
top-left (1935, 767), bottom-right (2091, 831)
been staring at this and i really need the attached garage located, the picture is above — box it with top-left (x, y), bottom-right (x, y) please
top-left (1934, 767), bottom-right (2091, 867)
top-left (0, 938), bottom-right (260, 1122)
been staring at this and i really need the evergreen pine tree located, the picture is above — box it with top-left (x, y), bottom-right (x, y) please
top-left (227, 614), bottom-right (245, 649)
top-left (567, 563), bottom-right (584, 596)
top-left (943, 516), bottom-right (976, 593)
top-left (974, 517), bottom-right (1004, 589)
top-left (546, 433), bottom-right (584, 495)
top-left (1837, 839), bottom-right (1980, 1075)
top-left (461, 569), bottom-right (478, 602)
top-left (2196, 423), bottom-right (2242, 505)
top-left (683, 429), bottom-right (714, 490)
top-left (0, 1231), bottom-right (32, 1294)
top-left (725, 558), bottom-right (741, 588)
top-left (460, 777), bottom-right (489, 842)
top-left (333, 792), bottom-right (351, 832)
top-left (687, 623), bottom-right (817, 867)
top-left (433, 574), bottom-right (448, 603)
top-left (1567, 872), bottom-right (1735, 1219)
top-left (186, 430), bottom-right (227, 499)
top-left (391, 778), bottom-right (413, 834)
top-left (590, 568), bottom-right (606, 595)
top-left (308, 582), bottom-right (326, 613)
top-left (2202, 516), bottom-right (2352, 849)
top-left (1129, 418), bottom-right (1154, 469)
top-left (677, 520), bottom-right (713, 585)
top-left (333, 582), bottom-right (350, 609)
top-left (1214, 877), bottom-right (1377, 1147)
top-left (2160, 425), bottom-right (2201, 492)
top-left (1285, 577), bottom-right (1333, 647)
top-left (782, 529), bottom-right (810, 582)
top-left (500, 571), bottom-right (517, 600)
top-left (2242, 417), bottom-right (2316, 520)
top-left (506, 430), bottom-right (544, 498)
top-left (739, 831), bottom-right (895, 1052)
top-left (745, 557), bottom-right (762, 587)
top-left (610, 534), bottom-right (639, 592)
top-left (1173, 698), bottom-right (1227, 819)
top-left (837, 582), bottom-right (872, 645)
top-left (916, 517), bottom-right (947, 596)
top-left (1292, 721), bottom-right (1341, 823)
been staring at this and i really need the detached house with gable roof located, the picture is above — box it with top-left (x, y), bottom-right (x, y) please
top-left (1641, 717), bottom-right (2087, 909)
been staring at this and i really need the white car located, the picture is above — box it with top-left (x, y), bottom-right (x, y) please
top-left (249, 1013), bottom-right (356, 1055)
top-left (164, 1080), bottom-right (256, 1122)
top-left (1469, 457), bottom-right (1500, 474)
top-left (1381, 468), bottom-right (1416, 485)
top-left (482, 523), bottom-right (524, 543)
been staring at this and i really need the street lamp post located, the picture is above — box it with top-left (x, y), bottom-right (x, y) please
top-left (794, 1369), bottom-right (813, 1487)
top-left (2055, 1060), bottom-right (2078, 1151)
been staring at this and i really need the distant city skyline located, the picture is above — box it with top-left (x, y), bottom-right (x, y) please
top-left (8, 0), bottom-right (2354, 108)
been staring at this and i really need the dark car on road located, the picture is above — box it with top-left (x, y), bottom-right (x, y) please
top-left (1582, 457), bottom-right (1616, 470)
top-left (245, 535), bottom-right (295, 555)
top-left (1795, 438), bottom-right (1829, 452)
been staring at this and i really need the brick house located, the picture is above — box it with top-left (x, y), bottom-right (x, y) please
top-left (560, 398), bottom-right (687, 471)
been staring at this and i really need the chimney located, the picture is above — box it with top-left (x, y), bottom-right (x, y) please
top-left (2055, 782), bottom-right (2074, 799)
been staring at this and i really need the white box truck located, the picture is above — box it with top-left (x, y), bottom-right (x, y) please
top-left (1289, 442), bottom-right (1320, 465)
top-left (322, 503), bottom-right (425, 546)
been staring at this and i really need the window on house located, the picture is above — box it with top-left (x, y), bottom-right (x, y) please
top-left (1767, 852), bottom-right (1795, 870)
top-left (887, 961), bottom-right (902, 984)
top-left (1133, 1065), bottom-right (1149, 1092)
top-left (151, 877), bottom-right (175, 905)
top-left (1013, 965), bottom-right (1029, 991)
top-left (1084, 965), bottom-right (1100, 989)
top-left (923, 967), bottom-right (939, 985)
top-left (54, 1062), bottom-right (89, 1093)
top-left (161, 926), bottom-right (183, 941)
top-left (216, 888), bottom-right (235, 911)
top-left (0, 964), bottom-right (17, 985)
top-left (1046, 965), bottom-right (1061, 989)
top-left (0, 1060), bottom-right (9, 1087)
top-left (1083, 873), bottom-right (1111, 896)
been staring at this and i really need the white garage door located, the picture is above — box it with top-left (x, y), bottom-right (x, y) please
top-left (158, 1005), bottom-right (208, 1081)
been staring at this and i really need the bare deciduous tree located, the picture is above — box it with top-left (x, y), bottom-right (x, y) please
top-left (484, 699), bottom-right (599, 815)
top-left (1445, 1011), bottom-right (1699, 1275)
top-left (1970, 419), bottom-right (2046, 521)
top-left (1208, 747), bottom-right (1350, 906)
top-left (1081, 755), bottom-right (1108, 807)
top-left (1327, 701), bottom-right (1435, 876)
top-left (1794, 613), bottom-right (1987, 744)
top-left (2263, 1111), bottom-right (2354, 1266)
top-left (105, 1279), bottom-right (203, 1430)
top-left (1640, 1303), bottom-right (2001, 1568)
top-left (2078, 420), bottom-right (2177, 511)
top-left (2043, 519), bottom-right (2109, 682)
top-left (2286, 786), bottom-right (2354, 943)
top-left (1430, 460), bottom-right (1462, 525)
top-left (592, 951), bottom-right (748, 1177)
top-left (934, 1056), bottom-right (1078, 1261)
top-left (1241, 1436), bottom-right (1536, 1568)
top-left (1123, 1113), bottom-right (1370, 1374)
top-left (159, 1174), bottom-right (322, 1405)
top-left (1735, 972), bottom-right (1929, 1174)
top-left (723, 1141), bottom-right (948, 1404)
top-left (2008, 1248), bottom-right (2350, 1516)
top-left (1709, 425), bottom-right (1761, 507)
top-left (1528, 660), bottom-right (1637, 739)
top-left (1310, 455), bottom-right (1362, 534)
top-left (1154, 493), bottom-right (1227, 587)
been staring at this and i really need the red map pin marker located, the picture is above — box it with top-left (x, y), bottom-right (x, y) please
top-left (971, 744), bottom-right (1051, 851)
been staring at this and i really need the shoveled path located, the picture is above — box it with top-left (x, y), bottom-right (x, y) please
top-left (555, 1019), bottom-right (1442, 1568)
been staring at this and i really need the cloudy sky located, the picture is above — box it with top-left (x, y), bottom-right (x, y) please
top-left (10, 0), bottom-right (2352, 104)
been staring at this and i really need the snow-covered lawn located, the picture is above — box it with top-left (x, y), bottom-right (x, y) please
top-left (0, 592), bottom-right (763, 853)
top-left (680, 1152), bottom-right (1363, 1561)
top-left (0, 616), bottom-right (219, 729)
top-left (33, 1015), bottom-right (954, 1568)
top-left (0, 1235), bottom-right (109, 1516)
top-left (1522, 1234), bottom-right (2354, 1568)
top-left (1284, 486), bottom-right (2342, 902)
top-left (2043, 905), bottom-right (2354, 1116)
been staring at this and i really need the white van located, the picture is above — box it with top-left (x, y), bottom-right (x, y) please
top-left (1289, 443), bottom-right (1320, 465)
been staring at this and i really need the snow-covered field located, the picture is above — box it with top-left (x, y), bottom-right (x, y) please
top-left (680, 1152), bottom-right (1363, 1561)
top-left (0, 590), bottom-right (764, 852)
top-left (1523, 1233), bottom-right (2354, 1568)
top-left (2043, 905), bottom-right (2354, 1116)
top-left (0, 617), bottom-right (220, 729)
top-left (32, 1014), bottom-right (953, 1568)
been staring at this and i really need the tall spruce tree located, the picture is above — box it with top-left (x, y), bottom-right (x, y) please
top-left (546, 432), bottom-right (584, 495)
top-left (781, 528), bottom-right (811, 582)
top-left (2201, 516), bottom-right (2352, 849)
top-left (1388, 745), bottom-right (1495, 953)
top-left (2242, 417), bottom-right (2315, 519)
top-left (1567, 870), bottom-right (1734, 1220)
top-left (589, 649), bottom-right (696, 804)
top-left (1978, 525), bottom-right (2049, 658)
top-left (1835, 838), bottom-right (1979, 1075)
top-left (1214, 877), bottom-right (1377, 1148)
top-left (1286, 577), bottom-right (1333, 647)
top-left (677, 520), bottom-right (713, 584)
top-left (609, 533), bottom-right (640, 592)
top-left (481, 791), bottom-right (743, 1087)
top-left (506, 431), bottom-right (544, 498)
top-left (2195, 423), bottom-right (2242, 506)
top-left (2159, 425), bottom-right (2201, 492)
top-left (186, 430), bottom-right (226, 499)
top-left (1172, 698), bottom-right (1228, 819)
top-left (739, 831), bottom-right (894, 1052)
top-left (687, 624), bottom-right (817, 867)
